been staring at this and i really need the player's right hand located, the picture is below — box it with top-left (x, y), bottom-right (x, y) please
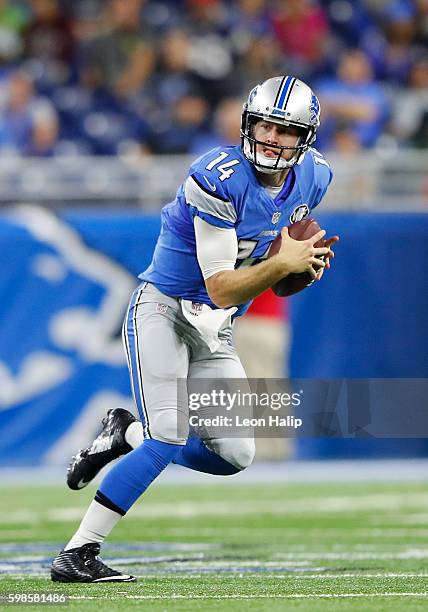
top-left (278, 227), bottom-right (332, 279)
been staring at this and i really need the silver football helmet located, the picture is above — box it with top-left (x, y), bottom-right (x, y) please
top-left (241, 76), bottom-right (320, 174)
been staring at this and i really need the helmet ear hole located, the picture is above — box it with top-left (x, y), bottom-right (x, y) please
top-left (295, 126), bottom-right (308, 139)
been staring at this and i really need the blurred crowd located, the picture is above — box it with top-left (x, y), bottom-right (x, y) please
top-left (0, 0), bottom-right (426, 157)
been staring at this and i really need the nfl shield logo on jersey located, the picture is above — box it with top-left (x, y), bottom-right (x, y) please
top-left (289, 204), bottom-right (310, 223)
top-left (271, 212), bottom-right (281, 224)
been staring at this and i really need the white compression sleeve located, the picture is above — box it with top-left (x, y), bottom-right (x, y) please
top-left (64, 500), bottom-right (121, 550)
top-left (194, 216), bottom-right (238, 280)
top-left (124, 421), bottom-right (144, 449)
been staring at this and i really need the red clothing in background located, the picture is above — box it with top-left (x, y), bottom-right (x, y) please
top-left (271, 5), bottom-right (328, 63)
top-left (247, 289), bottom-right (288, 320)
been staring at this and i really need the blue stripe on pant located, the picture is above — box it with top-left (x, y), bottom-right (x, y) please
top-left (122, 284), bottom-right (152, 439)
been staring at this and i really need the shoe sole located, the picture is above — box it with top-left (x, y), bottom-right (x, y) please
top-left (67, 409), bottom-right (136, 491)
top-left (51, 568), bottom-right (136, 583)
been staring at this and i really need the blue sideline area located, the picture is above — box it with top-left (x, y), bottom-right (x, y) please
top-left (0, 208), bottom-right (159, 466)
top-left (0, 208), bottom-right (426, 465)
top-left (290, 212), bottom-right (428, 458)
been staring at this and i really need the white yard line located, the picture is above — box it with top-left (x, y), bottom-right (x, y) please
top-left (273, 549), bottom-right (428, 560)
top-left (3, 570), bottom-right (428, 579)
top-left (260, 573), bottom-right (428, 579)
top-left (121, 572), bottom-right (428, 579)
top-left (69, 592), bottom-right (428, 601)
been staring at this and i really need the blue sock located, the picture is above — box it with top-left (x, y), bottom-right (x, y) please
top-left (173, 437), bottom-right (239, 476)
top-left (97, 439), bottom-right (180, 513)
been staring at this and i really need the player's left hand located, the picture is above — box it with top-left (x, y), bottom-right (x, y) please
top-left (316, 235), bottom-right (339, 281)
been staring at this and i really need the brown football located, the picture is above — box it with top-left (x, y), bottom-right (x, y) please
top-left (269, 218), bottom-right (325, 297)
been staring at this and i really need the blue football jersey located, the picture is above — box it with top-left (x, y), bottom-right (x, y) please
top-left (140, 145), bottom-right (332, 318)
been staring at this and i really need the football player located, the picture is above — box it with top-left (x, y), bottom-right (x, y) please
top-left (51, 76), bottom-right (338, 583)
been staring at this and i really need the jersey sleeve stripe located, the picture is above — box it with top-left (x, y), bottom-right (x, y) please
top-left (190, 174), bottom-right (230, 202)
top-left (189, 207), bottom-right (235, 229)
top-left (185, 176), bottom-right (237, 224)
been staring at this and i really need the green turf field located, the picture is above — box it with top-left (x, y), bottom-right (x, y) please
top-left (0, 479), bottom-right (427, 610)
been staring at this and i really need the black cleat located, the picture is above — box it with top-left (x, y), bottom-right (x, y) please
top-left (51, 543), bottom-right (136, 583)
top-left (67, 408), bottom-right (137, 490)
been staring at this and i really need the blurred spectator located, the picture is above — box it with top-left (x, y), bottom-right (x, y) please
top-left (135, 21), bottom-right (238, 153)
top-left (415, 0), bottom-right (428, 45)
top-left (131, 28), bottom-right (202, 151)
top-left (23, 0), bottom-right (75, 85)
top-left (332, 125), bottom-right (363, 153)
top-left (146, 92), bottom-right (209, 154)
top-left (71, 0), bottom-right (108, 42)
top-left (143, 28), bottom-right (198, 113)
top-left (368, 1), bottom-right (417, 85)
top-left (182, 0), bottom-right (239, 104)
top-left (0, 0), bottom-right (28, 64)
top-left (0, 0), bottom-right (422, 157)
top-left (316, 49), bottom-right (390, 148)
top-left (191, 96), bottom-right (242, 153)
top-left (325, 0), bottom-right (375, 48)
top-left (184, 0), bottom-right (230, 36)
top-left (229, 0), bottom-right (273, 55)
top-left (269, 0), bottom-right (330, 78)
top-left (0, 69), bottom-right (59, 155)
top-left (392, 56), bottom-right (428, 147)
top-left (80, 0), bottom-right (155, 99)
top-left (235, 34), bottom-right (282, 95)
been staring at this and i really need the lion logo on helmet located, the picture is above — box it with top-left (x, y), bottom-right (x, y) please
top-left (309, 94), bottom-right (320, 125)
